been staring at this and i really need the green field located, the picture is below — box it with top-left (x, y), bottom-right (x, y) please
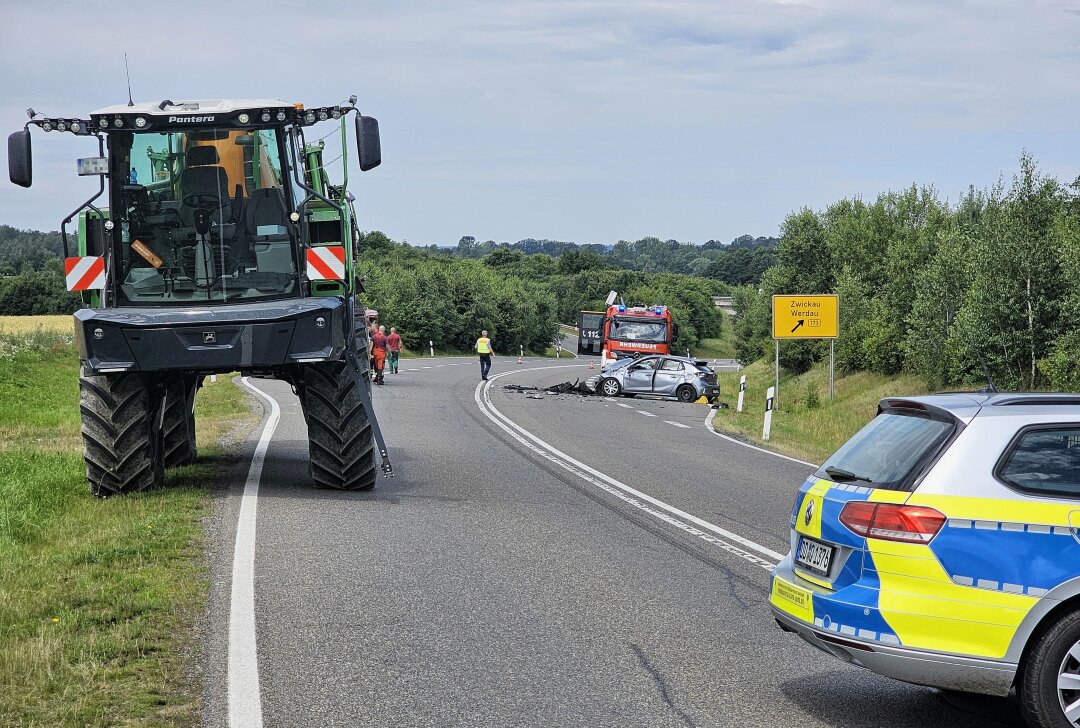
top-left (0, 319), bottom-right (254, 726)
top-left (710, 358), bottom-right (932, 464)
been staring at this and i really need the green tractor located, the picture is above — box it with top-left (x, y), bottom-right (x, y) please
top-left (7, 96), bottom-right (392, 495)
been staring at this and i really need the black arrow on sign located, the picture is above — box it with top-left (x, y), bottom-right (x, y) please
top-left (790, 319), bottom-right (805, 333)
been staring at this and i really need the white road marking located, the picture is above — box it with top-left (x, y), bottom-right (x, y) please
top-left (636, 410), bottom-right (656, 417)
top-left (229, 378), bottom-right (281, 728)
top-left (476, 368), bottom-right (783, 569)
top-left (616, 403), bottom-right (633, 409)
top-left (664, 421), bottom-right (691, 429)
top-left (704, 408), bottom-right (818, 468)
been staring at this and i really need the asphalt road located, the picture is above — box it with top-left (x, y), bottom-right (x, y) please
top-left (202, 351), bottom-right (1026, 727)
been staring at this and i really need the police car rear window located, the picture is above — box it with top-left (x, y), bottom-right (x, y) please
top-left (997, 427), bottom-right (1080, 498)
top-left (816, 411), bottom-right (955, 491)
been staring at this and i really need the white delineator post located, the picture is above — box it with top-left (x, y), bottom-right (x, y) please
top-left (737, 374), bottom-right (746, 413)
top-left (520, 344), bottom-right (524, 357)
top-left (429, 340), bottom-right (434, 357)
top-left (763, 386), bottom-right (775, 441)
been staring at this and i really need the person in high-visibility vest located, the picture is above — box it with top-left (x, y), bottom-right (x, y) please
top-left (475, 330), bottom-right (494, 380)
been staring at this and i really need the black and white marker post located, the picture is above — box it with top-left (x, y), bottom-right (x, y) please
top-left (737, 374), bottom-right (747, 413)
top-left (763, 386), bottom-right (775, 441)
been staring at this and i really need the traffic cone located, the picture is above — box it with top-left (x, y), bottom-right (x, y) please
top-left (588, 361), bottom-right (595, 369)
top-left (516, 356), bottom-right (524, 364)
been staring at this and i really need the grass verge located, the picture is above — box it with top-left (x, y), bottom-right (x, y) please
top-left (709, 358), bottom-right (931, 464)
top-left (0, 321), bottom-right (255, 727)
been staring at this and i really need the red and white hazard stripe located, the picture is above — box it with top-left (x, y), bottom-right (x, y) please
top-left (305, 246), bottom-right (346, 281)
top-left (64, 256), bottom-right (106, 291)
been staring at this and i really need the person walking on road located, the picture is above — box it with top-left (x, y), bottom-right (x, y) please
top-left (371, 325), bottom-right (388, 385)
top-left (476, 329), bottom-right (494, 380)
top-left (386, 326), bottom-right (402, 374)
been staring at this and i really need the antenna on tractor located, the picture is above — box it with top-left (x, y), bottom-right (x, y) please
top-left (124, 53), bottom-right (134, 107)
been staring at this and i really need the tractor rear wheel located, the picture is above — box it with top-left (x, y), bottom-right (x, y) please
top-left (162, 376), bottom-right (199, 468)
top-left (301, 362), bottom-right (376, 490)
top-left (79, 371), bottom-right (164, 497)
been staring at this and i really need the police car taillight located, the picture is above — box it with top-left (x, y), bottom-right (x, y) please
top-left (839, 502), bottom-right (946, 544)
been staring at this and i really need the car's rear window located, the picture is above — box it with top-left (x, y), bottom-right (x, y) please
top-left (997, 427), bottom-right (1080, 498)
top-left (816, 411), bottom-right (955, 491)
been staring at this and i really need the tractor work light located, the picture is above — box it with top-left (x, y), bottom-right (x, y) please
top-left (133, 117), bottom-right (148, 128)
top-left (70, 121), bottom-right (81, 133)
top-left (276, 110), bottom-right (287, 122)
top-left (98, 118), bottom-right (109, 129)
top-left (304, 111), bottom-right (316, 124)
top-left (237, 112), bottom-right (250, 124)
top-left (41, 121), bottom-right (53, 132)
top-left (317, 109), bottom-right (328, 121)
top-left (331, 109), bottom-right (342, 120)
top-left (113, 117), bottom-right (124, 127)
top-left (261, 110), bottom-right (272, 122)
top-left (56, 121), bottom-right (67, 132)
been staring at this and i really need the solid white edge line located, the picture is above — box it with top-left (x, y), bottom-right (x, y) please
top-left (228, 378), bottom-right (280, 728)
top-left (704, 408), bottom-right (818, 468)
top-left (476, 367), bottom-right (783, 564)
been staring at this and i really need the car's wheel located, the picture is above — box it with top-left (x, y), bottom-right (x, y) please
top-left (1020, 608), bottom-right (1080, 728)
top-left (676, 385), bottom-right (697, 403)
top-left (600, 378), bottom-right (621, 397)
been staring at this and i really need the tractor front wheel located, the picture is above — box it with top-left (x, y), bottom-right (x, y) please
top-left (300, 362), bottom-right (376, 490)
top-left (162, 376), bottom-right (199, 468)
top-left (79, 371), bottom-right (164, 497)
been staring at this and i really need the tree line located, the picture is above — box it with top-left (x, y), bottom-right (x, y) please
top-left (438, 234), bottom-right (778, 285)
top-left (357, 231), bottom-right (725, 355)
top-left (732, 154), bottom-right (1080, 391)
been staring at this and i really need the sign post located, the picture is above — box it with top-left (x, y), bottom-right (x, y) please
top-left (771, 294), bottom-right (840, 405)
top-left (737, 374), bottom-right (746, 413)
top-left (429, 340), bottom-right (434, 358)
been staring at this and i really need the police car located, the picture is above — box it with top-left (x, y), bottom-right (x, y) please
top-left (769, 393), bottom-right (1080, 728)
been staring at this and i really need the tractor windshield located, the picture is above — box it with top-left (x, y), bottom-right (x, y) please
top-left (109, 127), bottom-right (299, 304)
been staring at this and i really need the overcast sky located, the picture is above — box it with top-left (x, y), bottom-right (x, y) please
top-left (1, 0), bottom-right (1078, 247)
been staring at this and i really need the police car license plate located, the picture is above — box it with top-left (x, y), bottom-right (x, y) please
top-left (796, 536), bottom-right (833, 577)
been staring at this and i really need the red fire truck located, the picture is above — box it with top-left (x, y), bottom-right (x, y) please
top-left (600, 303), bottom-right (674, 367)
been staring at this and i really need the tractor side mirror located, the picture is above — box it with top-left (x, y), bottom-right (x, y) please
top-left (354, 115), bottom-right (381, 171)
top-left (8, 129), bottom-right (32, 188)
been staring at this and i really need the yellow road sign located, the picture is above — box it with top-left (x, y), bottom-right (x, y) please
top-left (772, 294), bottom-right (839, 339)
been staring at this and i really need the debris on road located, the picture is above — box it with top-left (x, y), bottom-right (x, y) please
top-left (503, 379), bottom-right (599, 398)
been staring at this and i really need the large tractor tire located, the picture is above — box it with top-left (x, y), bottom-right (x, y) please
top-left (162, 376), bottom-right (199, 468)
top-left (79, 371), bottom-right (164, 497)
top-left (301, 361), bottom-right (376, 490)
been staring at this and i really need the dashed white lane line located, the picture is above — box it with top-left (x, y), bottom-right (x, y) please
top-left (229, 378), bottom-right (282, 728)
top-left (704, 408), bottom-right (818, 468)
top-left (665, 421), bottom-right (691, 429)
top-left (637, 410), bottom-right (656, 417)
top-left (616, 403), bottom-right (633, 409)
top-left (476, 367), bottom-right (783, 570)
